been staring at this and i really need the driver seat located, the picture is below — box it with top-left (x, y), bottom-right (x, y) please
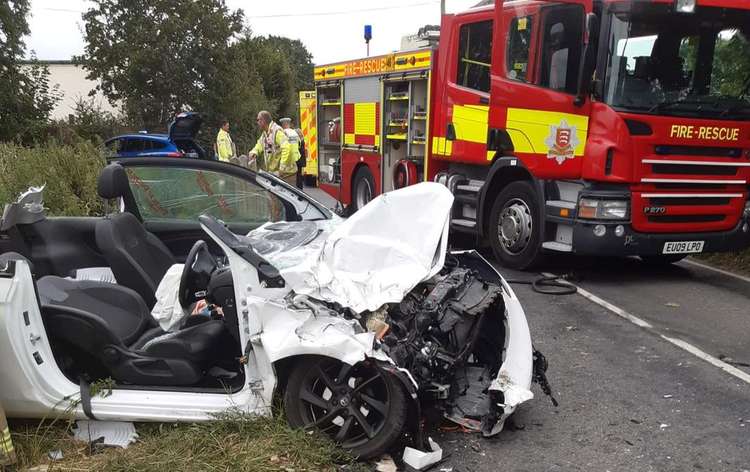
top-left (95, 163), bottom-right (175, 308)
top-left (37, 275), bottom-right (224, 386)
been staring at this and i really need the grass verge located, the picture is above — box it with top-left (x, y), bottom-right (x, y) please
top-left (9, 412), bottom-right (369, 471)
top-left (695, 249), bottom-right (750, 277)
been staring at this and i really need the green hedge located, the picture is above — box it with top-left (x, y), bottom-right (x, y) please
top-left (0, 142), bottom-right (106, 217)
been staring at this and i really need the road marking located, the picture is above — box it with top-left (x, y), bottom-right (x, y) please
top-left (681, 258), bottom-right (750, 284)
top-left (660, 336), bottom-right (750, 384)
top-left (542, 272), bottom-right (750, 385)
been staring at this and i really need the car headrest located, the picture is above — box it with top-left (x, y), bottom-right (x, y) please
top-left (98, 163), bottom-right (130, 199)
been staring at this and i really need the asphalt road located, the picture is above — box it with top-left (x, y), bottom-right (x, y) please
top-left (304, 187), bottom-right (750, 472)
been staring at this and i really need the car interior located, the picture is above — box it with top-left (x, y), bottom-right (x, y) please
top-left (0, 162), bottom-right (303, 392)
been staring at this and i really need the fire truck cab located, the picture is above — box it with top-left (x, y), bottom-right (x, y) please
top-left (314, 0), bottom-right (750, 269)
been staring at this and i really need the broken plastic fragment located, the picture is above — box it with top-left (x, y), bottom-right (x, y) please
top-left (403, 437), bottom-right (443, 470)
top-left (72, 420), bottom-right (138, 448)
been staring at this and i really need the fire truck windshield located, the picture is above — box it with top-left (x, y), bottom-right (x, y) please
top-left (602, 4), bottom-right (750, 121)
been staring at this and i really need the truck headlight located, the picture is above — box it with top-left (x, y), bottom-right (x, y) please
top-left (578, 198), bottom-right (630, 220)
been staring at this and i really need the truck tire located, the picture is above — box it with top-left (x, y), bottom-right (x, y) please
top-left (284, 357), bottom-right (407, 460)
top-left (351, 166), bottom-right (375, 213)
top-left (489, 180), bottom-right (543, 270)
top-left (639, 255), bottom-right (686, 265)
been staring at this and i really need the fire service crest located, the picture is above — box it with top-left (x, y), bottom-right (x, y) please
top-left (545, 120), bottom-right (579, 164)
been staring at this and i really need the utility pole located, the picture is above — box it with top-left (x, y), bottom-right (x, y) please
top-left (440, 0), bottom-right (445, 16)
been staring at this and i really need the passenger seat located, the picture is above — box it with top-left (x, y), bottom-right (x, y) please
top-left (95, 163), bottom-right (175, 308)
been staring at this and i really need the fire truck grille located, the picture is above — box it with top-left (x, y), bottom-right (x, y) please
top-left (650, 163), bottom-right (738, 176)
top-left (647, 197), bottom-right (731, 206)
top-left (654, 145), bottom-right (743, 158)
top-left (646, 214), bottom-right (726, 224)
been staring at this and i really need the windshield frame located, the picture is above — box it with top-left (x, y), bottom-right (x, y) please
top-left (596, 2), bottom-right (750, 121)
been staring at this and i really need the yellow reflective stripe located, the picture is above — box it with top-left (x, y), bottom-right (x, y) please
top-left (1, 427), bottom-right (13, 454)
top-left (344, 133), bottom-right (356, 145)
top-left (375, 135), bottom-right (380, 148)
top-left (354, 103), bottom-right (377, 135)
top-left (452, 104), bottom-right (489, 144)
top-left (394, 50), bottom-right (432, 71)
top-left (486, 150), bottom-right (495, 161)
top-left (431, 136), bottom-right (453, 156)
top-left (506, 108), bottom-right (589, 156)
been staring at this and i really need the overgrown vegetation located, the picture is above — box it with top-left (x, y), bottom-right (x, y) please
top-left (10, 412), bottom-right (368, 471)
top-left (0, 141), bottom-right (105, 217)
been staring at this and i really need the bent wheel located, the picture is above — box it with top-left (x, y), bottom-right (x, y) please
top-left (284, 357), bottom-right (407, 459)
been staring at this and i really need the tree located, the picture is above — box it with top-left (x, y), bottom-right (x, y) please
top-left (0, 1), bottom-right (59, 143)
top-left (78, 0), bottom-right (245, 130)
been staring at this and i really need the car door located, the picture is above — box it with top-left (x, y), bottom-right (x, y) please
top-left (117, 158), bottom-right (292, 261)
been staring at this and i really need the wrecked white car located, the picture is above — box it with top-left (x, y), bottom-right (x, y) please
top-left (0, 158), bottom-right (550, 459)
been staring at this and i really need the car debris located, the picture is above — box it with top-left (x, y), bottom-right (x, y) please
top-left (403, 437), bottom-right (443, 470)
top-left (72, 420), bottom-right (138, 449)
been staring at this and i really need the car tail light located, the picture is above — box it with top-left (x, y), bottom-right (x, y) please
top-left (165, 152), bottom-right (182, 158)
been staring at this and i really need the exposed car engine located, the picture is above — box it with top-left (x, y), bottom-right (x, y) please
top-left (363, 255), bottom-right (510, 433)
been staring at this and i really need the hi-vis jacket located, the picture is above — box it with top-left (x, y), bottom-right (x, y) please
top-left (216, 128), bottom-right (235, 162)
top-left (283, 128), bottom-right (302, 165)
top-left (250, 122), bottom-right (296, 176)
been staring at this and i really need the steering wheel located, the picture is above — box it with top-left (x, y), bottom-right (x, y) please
top-left (179, 240), bottom-right (217, 309)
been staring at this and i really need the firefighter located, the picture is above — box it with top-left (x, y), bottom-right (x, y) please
top-left (215, 118), bottom-right (236, 162)
top-left (248, 111), bottom-right (297, 185)
top-left (295, 128), bottom-right (307, 190)
top-left (279, 118), bottom-right (304, 189)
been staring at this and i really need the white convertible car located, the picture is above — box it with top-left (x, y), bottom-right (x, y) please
top-left (0, 158), bottom-right (548, 458)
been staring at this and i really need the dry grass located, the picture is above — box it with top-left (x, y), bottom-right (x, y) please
top-left (695, 250), bottom-right (750, 277)
top-left (9, 412), bottom-right (369, 472)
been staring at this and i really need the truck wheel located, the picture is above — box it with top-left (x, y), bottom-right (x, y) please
top-left (284, 357), bottom-right (407, 460)
top-left (489, 180), bottom-right (543, 270)
top-left (351, 166), bottom-right (375, 213)
top-left (639, 255), bottom-right (686, 265)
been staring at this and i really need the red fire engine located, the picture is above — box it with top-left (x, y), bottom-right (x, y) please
top-left (312, 0), bottom-right (750, 269)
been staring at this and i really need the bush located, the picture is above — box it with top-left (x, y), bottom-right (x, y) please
top-left (0, 141), bottom-right (106, 217)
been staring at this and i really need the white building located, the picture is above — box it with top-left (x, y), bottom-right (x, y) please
top-left (23, 60), bottom-right (121, 120)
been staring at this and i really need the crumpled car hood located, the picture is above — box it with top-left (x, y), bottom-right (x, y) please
top-left (246, 182), bottom-right (453, 313)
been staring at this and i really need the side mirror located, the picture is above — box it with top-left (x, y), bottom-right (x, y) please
top-left (575, 12), bottom-right (600, 107)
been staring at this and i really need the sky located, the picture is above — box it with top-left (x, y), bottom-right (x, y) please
top-left (26, 0), bottom-right (480, 64)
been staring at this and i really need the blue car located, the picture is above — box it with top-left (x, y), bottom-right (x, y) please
top-left (104, 112), bottom-right (210, 159)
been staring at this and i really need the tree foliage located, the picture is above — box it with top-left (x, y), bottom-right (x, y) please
top-left (0, 0), bottom-right (60, 143)
top-left (77, 0), bottom-right (315, 152)
top-left (78, 0), bottom-right (245, 130)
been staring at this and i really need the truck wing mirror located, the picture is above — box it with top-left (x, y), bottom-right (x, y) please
top-left (575, 12), bottom-right (600, 107)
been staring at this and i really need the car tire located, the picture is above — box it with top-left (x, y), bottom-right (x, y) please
top-left (489, 180), bottom-right (543, 270)
top-left (639, 255), bottom-right (686, 265)
top-left (284, 357), bottom-right (407, 460)
top-left (350, 166), bottom-right (375, 213)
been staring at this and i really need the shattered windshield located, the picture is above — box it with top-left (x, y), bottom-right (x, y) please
top-left (603, 4), bottom-right (750, 120)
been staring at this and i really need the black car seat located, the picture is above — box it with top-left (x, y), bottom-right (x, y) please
top-left (37, 275), bottom-right (224, 386)
top-left (95, 163), bottom-right (175, 308)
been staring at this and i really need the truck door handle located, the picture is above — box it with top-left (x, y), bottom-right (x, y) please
top-left (479, 96), bottom-right (489, 105)
top-left (446, 123), bottom-right (456, 141)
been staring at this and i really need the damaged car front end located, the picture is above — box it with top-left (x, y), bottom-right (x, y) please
top-left (205, 182), bottom-right (546, 458)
